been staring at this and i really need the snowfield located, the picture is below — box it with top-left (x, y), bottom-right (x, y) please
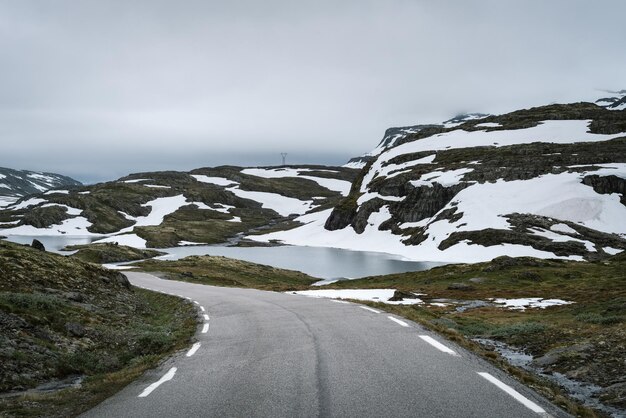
top-left (289, 289), bottom-right (424, 305)
top-left (227, 187), bottom-right (314, 217)
top-left (248, 163), bottom-right (626, 263)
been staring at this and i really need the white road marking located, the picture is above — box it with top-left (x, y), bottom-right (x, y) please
top-left (330, 300), bottom-right (349, 304)
top-left (138, 367), bottom-right (177, 398)
top-left (200, 306), bottom-right (205, 312)
top-left (360, 306), bottom-right (381, 314)
top-left (186, 342), bottom-right (201, 357)
top-left (478, 372), bottom-right (546, 414)
top-left (202, 323), bottom-right (210, 333)
top-left (193, 301), bottom-right (199, 305)
top-left (203, 314), bottom-right (210, 321)
top-left (185, 297), bottom-right (192, 300)
top-left (387, 316), bottom-right (410, 327)
top-left (419, 335), bottom-right (457, 356)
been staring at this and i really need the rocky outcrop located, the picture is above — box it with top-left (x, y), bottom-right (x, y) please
top-left (582, 175), bottom-right (626, 205)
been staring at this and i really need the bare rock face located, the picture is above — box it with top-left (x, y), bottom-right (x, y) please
top-left (582, 175), bottom-right (626, 205)
top-left (31, 239), bottom-right (46, 252)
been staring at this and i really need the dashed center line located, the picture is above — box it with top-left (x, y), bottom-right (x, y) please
top-left (186, 342), bottom-right (201, 357)
top-left (200, 306), bottom-right (206, 312)
top-left (360, 306), bottom-right (381, 314)
top-left (203, 314), bottom-right (210, 321)
top-left (138, 367), bottom-right (177, 398)
top-left (202, 323), bottom-right (210, 333)
top-left (419, 335), bottom-right (457, 356)
top-left (193, 301), bottom-right (199, 305)
top-left (478, 372), bottom-right (546, 414)
top-left (387, 316), bottom-right (410, 327)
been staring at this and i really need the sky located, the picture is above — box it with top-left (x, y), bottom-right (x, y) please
top-left (1, 0), bottom-right (625, 183)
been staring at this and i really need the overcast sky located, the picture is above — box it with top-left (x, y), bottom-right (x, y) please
top-left (1, 0), bottom-right (624, 183)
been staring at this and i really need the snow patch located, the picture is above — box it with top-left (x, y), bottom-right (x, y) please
top-left (491, 298), bottom-right (573, 311)
top-left (191, 175), bottom-right (238, 186)
top-left (289, 289), bottom-right (423, 305)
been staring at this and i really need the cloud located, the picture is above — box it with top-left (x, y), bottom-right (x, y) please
top-left (0, 0), bottom-right (624, 182)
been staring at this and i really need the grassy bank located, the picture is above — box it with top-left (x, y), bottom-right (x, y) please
top-left (0, 241), bottom-right (197, 417)
top-left (136, 254), bottom-right (318, 291)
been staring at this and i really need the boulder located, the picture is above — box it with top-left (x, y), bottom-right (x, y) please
top-left (31, 239), bottom-right (46, 252)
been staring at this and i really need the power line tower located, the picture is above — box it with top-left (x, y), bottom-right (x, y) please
top-left (280, 153), bottom-right (287, 166)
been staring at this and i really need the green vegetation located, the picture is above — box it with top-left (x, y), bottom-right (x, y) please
top-left (136, 255), bottom-right (318, 291)
top-left (66, 243), bottom-right (165, 263)
top-left (0, 241), bottom-right (196, 417)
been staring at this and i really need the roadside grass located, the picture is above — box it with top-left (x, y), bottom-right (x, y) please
top-left (0, 242), bottom-right (197, 418)
top-left (136, 255), bottom-right (318, 291)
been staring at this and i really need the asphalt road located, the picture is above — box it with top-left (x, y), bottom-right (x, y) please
top-left (82, 272), bottom-right (569, 418)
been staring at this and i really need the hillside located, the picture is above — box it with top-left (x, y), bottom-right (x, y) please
top-left (0, 167), bottom-right (81, 207)
top-left (250, 99), bottom-right (626, 263)
top-left (0, 165), bottom-right (358, 248)
top-left (0, 240), bottom-right (196, 417)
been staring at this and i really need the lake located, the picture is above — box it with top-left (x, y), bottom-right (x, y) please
top-left (2, 235), bottom-right (445, 280)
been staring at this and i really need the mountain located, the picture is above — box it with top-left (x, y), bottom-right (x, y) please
top-left (251, 98), bottom-right (626, 263)
top-left (0, 167), bottom-right (81, 207)
top-left (0, 165), bottom-right (358, 248)
top-left (1, 94), bottom-right (624, 264)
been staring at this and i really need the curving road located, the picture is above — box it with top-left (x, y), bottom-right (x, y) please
top-left (82, 272), bottom-right (568, 418)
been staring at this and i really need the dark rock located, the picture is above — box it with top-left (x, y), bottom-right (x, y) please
top-left (31, 239), bottom-right (45, 252)
top-left (582, 174), bottom-right (626, 206)
top-left (65, 322), bottom-right (86, 338)
top-left (447, 283), bottom-right (474, 291)
top-left (389, 290), bottom-right (420, 301)
top-left (113, 273), bottom-right (130, 289)
top-left (181, 271), bottom-right (194, 277)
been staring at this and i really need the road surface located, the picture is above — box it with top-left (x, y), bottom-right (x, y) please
top-left (82, 272), bottom-right (568, 418)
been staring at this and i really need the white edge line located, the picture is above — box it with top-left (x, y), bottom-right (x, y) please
top-left (193, 301), bottom-right (199, 305)
top-left (360, 306), bottom-right (381, 314)
top-left (186, 342), bottom-right (201, 357)
top-left (203, 314), bottom-right (210, 321)
top-left (330, 300), bottom-right (349, 304)
top-left (200, 306), bottom-right (205, 312)
top-left (138, 367), bottom-right (177, 397)
top-left (419, 335), bottom-right (457, 356)
top-left (478, 372), bottom-right (546, 414)
top-left (202, 323), bottom-right (209, 333)
top-left (387, 316), bottom-right (409, 327)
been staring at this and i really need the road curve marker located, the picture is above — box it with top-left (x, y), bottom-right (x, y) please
top-left (387, 316), bottom-right (410, 327)
top-left (360, 306), bottom-right (381, 314)
top-left (138, 367), bottom-right (177, 398)
top-left (186, 342), bottom-right (201, 357)
top-left (478, 372), bottom-right (546, 414)
top-left (419, 335), bottom-right (457, 356)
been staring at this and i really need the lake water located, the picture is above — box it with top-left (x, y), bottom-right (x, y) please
top-left (2, 235), bottom-right (444, 280)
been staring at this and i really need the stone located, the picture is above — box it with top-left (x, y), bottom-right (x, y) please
top-left (65, 322), bottom-right (86, 338)
top-left (31, 239), bottom-right (46, 251)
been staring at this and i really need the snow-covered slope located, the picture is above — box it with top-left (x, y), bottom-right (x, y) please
top-left (0, 165), bottom-right (358, 248)
top-left (0, 167), bottom-right (81, 207)
top-left (252, 101), bottom-right (626, 262)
